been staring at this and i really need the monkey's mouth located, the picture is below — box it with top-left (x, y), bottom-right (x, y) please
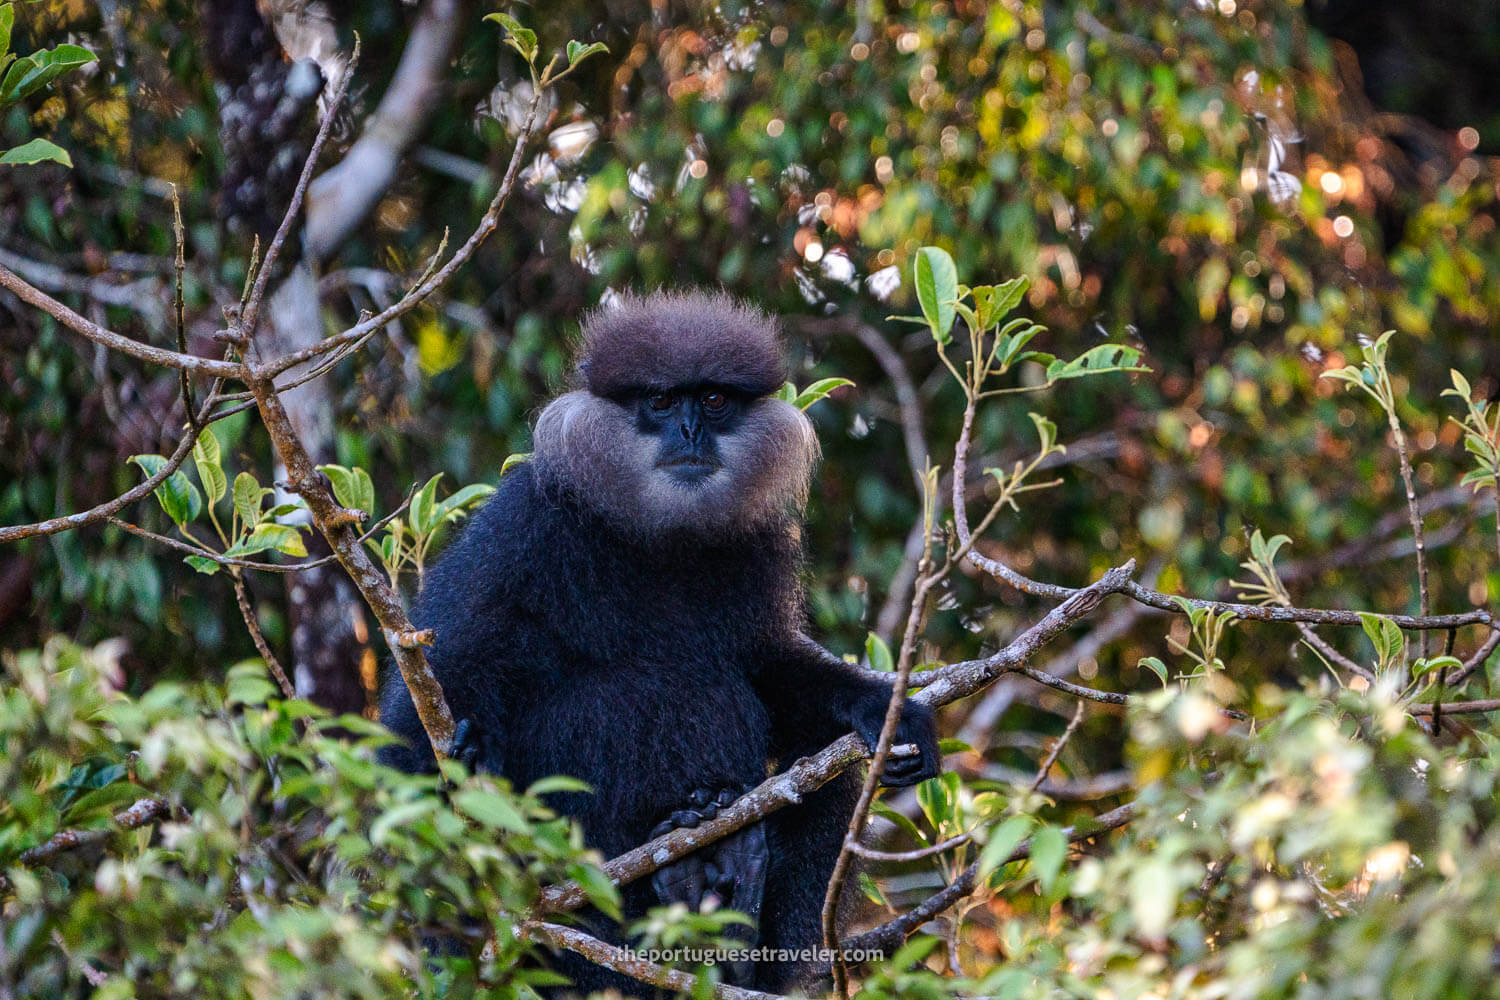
top-left (658, 457), bottom-right (721, 482)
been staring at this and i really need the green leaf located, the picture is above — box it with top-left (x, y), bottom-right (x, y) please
top-left (1029, 824), bottom-right (1068, 894)
top-left (225, 523), bottom-right (306, 559)
top-left (977, 814), bottom-right (1033, 882)
top-left (501, 452), bottom-right (532, 475)
top-left (889, 934), bottom-right (941, 970)
top-left (408, 474), bottom-right (444, 534)
top-left (792, 377), bottom-right (855, 410)
top-left (972, 276), bottom-right (1028, 330)
top-left (1140, 656), bottom-right (1169, 689)
top-left (0, 137), bottom-right (70, 167)
top-left (483, 13), bottom-right (537, 64)
top-left (915, 771), bottom-right (960, 831)
top-left (454, 788), bottom-right (529, 832)
top-left (914, 246), bottom-right (958, 345)
top-left (1446, 369), bottom-right (1473, 400)
top-left (233, 472), bottom-right (264, 530)
top-left (0, 4), bottom-right (13, 60)
top-left (566, 40), bottom-right (608, 66)
top-left (871, 800), bottom-right (929, 845)
top-left (857, 871), bottom-right (888, 907)
top-left (566, 861), bottom-right (622, 921)
top-left (1412, 655), bottom-right (1462, 679)
top-left (432, 483), bottom-right (496, 524)
top-left (129, 454), bottom-right (201, 526)
top-left (0, 43), bottom-right (96, 105)
top-left (865, 633), bottom-right (894, 673)
top-left (527, 775), bottom-right (593, 797)
top-left (1045, 344), bottom-right (1150, 381)
top-left (192, 431), bottom-right (226, 506)
top-left (1028, 412), bottom-right (1059, 455)
top-left (772, 381), bottom-right (797, 403)
top-left (184, 555), bottom-right (220, 575)
top-left (993, 318), bottom-right (1044, 369)
top-left (318, 464), bottom-right (375, 515)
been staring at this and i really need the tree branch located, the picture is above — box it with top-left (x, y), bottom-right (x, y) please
top-left (0, 264), bottom-right (241, 378)
top-left (523, 922), bottom-right (785, 1000)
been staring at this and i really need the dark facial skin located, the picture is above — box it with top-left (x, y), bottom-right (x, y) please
top-left (633, 385), bottom-right (746, 484)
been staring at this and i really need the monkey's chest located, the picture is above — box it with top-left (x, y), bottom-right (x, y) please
top-left (506, 661), bottom-right (770, 840)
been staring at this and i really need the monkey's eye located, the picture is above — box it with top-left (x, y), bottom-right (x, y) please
top-left (701, 391), bottom-right (728, 414)
top-left (648, 392), bottom-right (674, 412)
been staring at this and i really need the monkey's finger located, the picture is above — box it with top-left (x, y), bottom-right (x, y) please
top-left (652, 857), bottom-right (709, 908)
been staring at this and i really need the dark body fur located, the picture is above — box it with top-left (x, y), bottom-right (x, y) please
top-left (380, 463), bottom-right (873, 992)
top-left (379, 292), bottom-right (937, 995)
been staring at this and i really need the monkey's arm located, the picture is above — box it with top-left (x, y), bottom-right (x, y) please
top-left (755, 635), bottom-right (940, 787)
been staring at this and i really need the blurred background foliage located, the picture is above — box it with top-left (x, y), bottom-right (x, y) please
top-left (6, 0), bottom-right (1500, 993)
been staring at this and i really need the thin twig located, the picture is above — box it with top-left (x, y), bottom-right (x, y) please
top-left (258, 78), bottom-right (547, 380)
top-left (1295, 623), bottom-right (1377, 683)
top-left (106, 491), bottom-right (411, 574)
top-left (0, 405), bottom-right (210, 543)
top-left (524, 922), bottom-right (784, 1000)
top-left (1027, 701), bottom-right (1086, 794)
top-left (0, 265), bottom-right (241, 377)
top-left (232, 573), bottom-right (295, 698)
top-left (17, 797), bottom-right (168, 867)
top-left (850, 831), bottom-right (971, 864)
top-left (1449, 625), bottom-right (1500, 685)
top-left (238, 37), bottom-right (361, 344)
top-left (1407, 698), bottom-right (1500, 715)
top-left (1386, 411), bottom-right (1431, 658)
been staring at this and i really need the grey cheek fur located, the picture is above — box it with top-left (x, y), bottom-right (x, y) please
top-left (532, 393), bottom-right (818, 539)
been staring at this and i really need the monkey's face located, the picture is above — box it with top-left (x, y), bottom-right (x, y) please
top-left (532, 387), bottom-right (818, 539)
top-left (633, 385), bottom-right (740, 485)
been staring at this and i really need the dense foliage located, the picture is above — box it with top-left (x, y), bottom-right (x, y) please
top-left (5, 0), bottom-right (1500, 997)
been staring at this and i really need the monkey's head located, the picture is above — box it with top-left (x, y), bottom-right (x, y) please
top-left (532, 291), bottom-right (819, 539)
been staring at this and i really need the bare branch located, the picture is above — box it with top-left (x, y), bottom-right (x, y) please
top-left (539, 562), bottom-right (1136, 915)
top-left (0, 416), bottom-right (203, 543)
top-left (1027, 701), bottom-right (1086, 794)
top-left (1295, 623), bottom-right (1377, 683)
top-left (17, 798), bottom-right (168, 868)
top-left (239, 37), bottom-right (361, 343)
top-left (304, 0), bottom-right (469, 262)
top-left (524, 922), bottom-right (785, 1000)
top-left (0, 264), bottom-right (241, 378)
top-left (1408, 698), bottom-right (1500, 715)
top-left (850, 831), bottom-right (972, 864)
top-left (259, 82), bottom-right (546, 381)
top-left (232, 573), bottom-right (295, 699)
top-left (1448, 624), bottom-right (1500, 685)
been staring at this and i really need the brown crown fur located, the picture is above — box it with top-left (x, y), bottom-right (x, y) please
top-left (575, 290), bottom-right (787, 398)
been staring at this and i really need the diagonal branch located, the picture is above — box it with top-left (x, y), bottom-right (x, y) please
top-left (0, 265), bottom-right (242, 378)
top-left (524, 922), bottom-right (785, 1000)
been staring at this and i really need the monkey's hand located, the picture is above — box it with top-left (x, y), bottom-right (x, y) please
top-left (649, 787), bottom-right (767, 987)
top-left (649, 787), bottom-right (768, 910)
top-left (852, 694), bottom-right (941, 787)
